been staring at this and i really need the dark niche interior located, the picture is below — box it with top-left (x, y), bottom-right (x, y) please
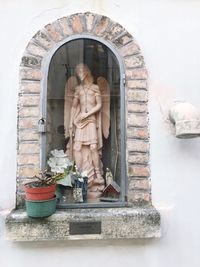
top-left (46, 38), bottom-right (124, 207)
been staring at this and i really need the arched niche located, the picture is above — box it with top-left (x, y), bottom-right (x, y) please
top-left (45, 36), bottom-right (124, 206)
top-left (17, 12), bottom-right (150, 208)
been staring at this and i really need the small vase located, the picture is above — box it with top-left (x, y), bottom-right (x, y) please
top-left (73, 179), bottom-right (83, 202)
top-left (73, 177), bottom-right (88, 203)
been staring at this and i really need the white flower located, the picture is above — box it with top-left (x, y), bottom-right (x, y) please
top-left (50, 149), bottom-right (66, 158)
top-left (47, 149), bottom-right (73, 174)
top-left (51, 166), bottom-right (65, 174)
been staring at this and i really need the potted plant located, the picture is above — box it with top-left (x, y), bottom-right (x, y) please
top-left (24, 170), bottom-right (57, 218)
top-left (24, 149), bottom-right (89, 217)
top-left (24, 169), bottom-right (57, 200)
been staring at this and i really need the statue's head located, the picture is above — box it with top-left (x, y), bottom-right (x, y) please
top-left (75, 63), bottom-right (93, 83)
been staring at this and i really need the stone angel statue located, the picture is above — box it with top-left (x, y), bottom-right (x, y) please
top-left (64, 63), bottom-right (110, 200)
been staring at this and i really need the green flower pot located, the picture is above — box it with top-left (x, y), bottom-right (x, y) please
top-left (25, 196), bottom-right (57, 218)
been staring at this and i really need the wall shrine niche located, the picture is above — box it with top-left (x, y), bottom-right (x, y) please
top-left (5, 12), bottom-right (161, 242)
top-left (17, 12), bottom-right (151, 208)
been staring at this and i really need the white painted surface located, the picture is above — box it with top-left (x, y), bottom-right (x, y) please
top-left (1, 0), bottom-right (200, 266)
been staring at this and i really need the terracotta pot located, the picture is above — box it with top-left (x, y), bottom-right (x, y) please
top-left (24, 183), bottom-right (56, 200)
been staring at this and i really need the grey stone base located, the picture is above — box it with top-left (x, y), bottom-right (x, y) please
top-left (6, 206), bottom-right (161, 241)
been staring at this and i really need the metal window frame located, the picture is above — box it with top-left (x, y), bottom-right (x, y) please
top-left (40, 34), bottom-right (127, 208)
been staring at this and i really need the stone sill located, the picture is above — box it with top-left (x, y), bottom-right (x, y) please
top-left (5, 206), bottom-right (161, 241)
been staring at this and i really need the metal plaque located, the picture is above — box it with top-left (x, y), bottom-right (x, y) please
top-left (69, 221), bottom-right (101, 235)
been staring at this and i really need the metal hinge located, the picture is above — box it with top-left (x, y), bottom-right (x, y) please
top-left (122, 73), bottom-right (126, 86)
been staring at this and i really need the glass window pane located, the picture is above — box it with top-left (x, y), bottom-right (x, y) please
top-left (47, 38), bottom-right (123, 207)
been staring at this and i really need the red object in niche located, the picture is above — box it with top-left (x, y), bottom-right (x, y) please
top-left (24, 184), bottom-right (56, 200)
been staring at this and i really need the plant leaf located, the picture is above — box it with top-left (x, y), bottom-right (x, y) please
top-left (56, 174), bottom-right (72, 187)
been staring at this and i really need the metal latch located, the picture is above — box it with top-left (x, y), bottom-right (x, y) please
top-left (38, 118), bottom-right (46, 133)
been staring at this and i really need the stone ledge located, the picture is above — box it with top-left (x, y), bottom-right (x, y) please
top-left (5, 207), bottom-right (161, 241)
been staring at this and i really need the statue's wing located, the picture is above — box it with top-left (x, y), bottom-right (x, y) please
top-left (97, 77), bottom-right (110, 139)
top-left (64, 76), bottom-right (78, 138)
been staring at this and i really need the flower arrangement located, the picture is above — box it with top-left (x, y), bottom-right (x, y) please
top-left (47, 149), bottom-right (74, 187)
top-left (47, 149), bottom-right (88, 203)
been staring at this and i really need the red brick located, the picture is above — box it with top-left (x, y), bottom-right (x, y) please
top-left (85, 13), bottom-right (96, 32)
top-left (126, 69), bottom-right (148, 80)
top-left (114, 32), bottom-right (133, 47)
top-left (45, 22), bottom-right (63, 42)
top-left (127, 102), bottom-right (147, 113)
top-left (20, 68), bottom-right (42, 81)
top-left (127, 139), bottom-right (149, 152)
top-left (129, 179), bottom-right (150, 190)
top-left (19, 143), bottom-right (39, 154)
top-left (26, 42), bottom-right (47, 57)
top-left (127, 127), bottom-right (149, 139)
top-left (105, 23), bottom-right (124, 40)
top-left (125, 55), bottom-right (144, 68)
top-left (120, 41), bottom-right (140, 56)
top-left (18, 107), bottom-right (39, 117)
top-left (33, 30), bottom-right (54, 50)
top-left (18, 154), bottom-right (40, 165)
top-left (58, 17), bottom-right (73, 36)
top-left (95, 16), bottom-right (110, 35)
top-left (19, 131), bottom-right (39, 141)
top-left (127, 113), bottom-right (147, 127)
top-left (128, 165), bottom-right (150, 177)
top-left (128, 153), bottom-right (149, 164)
top-left (18, 166), bottom-right (40, 178)
top-left (127, 190), bottom-right (151, 204)
top-left (69, 14), bottom-right (84, 33)
top-left (18, 118), bottom-right (38, 129)
top-left (127, 89), bottom-right (148, 102)
top-left (19, 95), bottom-right (40, 107)
top-left (20, 82), bottom-right (40, 94)
top-left (127, 80), bottom-right (147, 89)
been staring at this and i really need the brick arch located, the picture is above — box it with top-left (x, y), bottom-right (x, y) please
top-left (17, 12), bottom-right (150, 207)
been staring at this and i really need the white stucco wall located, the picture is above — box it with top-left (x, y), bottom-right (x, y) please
top-left (1, 0), bottom-right (200, 266)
